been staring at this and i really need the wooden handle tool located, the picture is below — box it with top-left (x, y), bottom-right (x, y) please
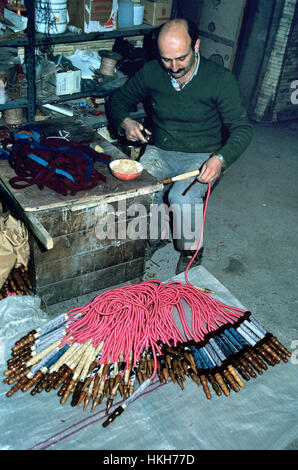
top-left (161, 169), bottom-right (200, 185)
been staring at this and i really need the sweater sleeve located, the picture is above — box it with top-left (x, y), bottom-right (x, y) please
top-left (109, 63), bottom-right (151, 134)
top-left (215, 69), bottom-right (253, 167)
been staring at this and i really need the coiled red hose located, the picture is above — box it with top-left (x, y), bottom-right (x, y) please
top-left (60, 183), bottom-right (245, 380)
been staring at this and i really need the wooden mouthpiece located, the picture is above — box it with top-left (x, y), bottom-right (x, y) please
top-left (161, 169), bottom-right (200, 185)
top-left (102, 405), bottom-right (125, 428)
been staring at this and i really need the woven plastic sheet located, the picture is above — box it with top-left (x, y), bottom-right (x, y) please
top-left (0, 267), bottom-right (297, 450)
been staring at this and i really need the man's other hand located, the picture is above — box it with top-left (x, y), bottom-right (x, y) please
top-left (121, 117), bottom-right (152, 143)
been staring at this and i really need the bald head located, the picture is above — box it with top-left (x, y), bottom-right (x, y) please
top-left (157, 19), bottom-right (200, 81)
top-left (157, 19), bottom-right (199, 51)
top-left (158, 19), bottom-right (189, 52)
top-left (159, 19), bottom-right (188, 37)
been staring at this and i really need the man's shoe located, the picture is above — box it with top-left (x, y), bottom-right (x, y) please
top-left (145, 239), bottom-right (171, 260)
top-left (175, 248), bottom-right (204, 275)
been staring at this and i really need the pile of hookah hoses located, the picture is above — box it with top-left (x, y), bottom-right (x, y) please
top-left (3, 184), bottom-right (291, 427)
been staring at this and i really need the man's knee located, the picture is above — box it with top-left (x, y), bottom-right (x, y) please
top-left (140, 146), bottom-right (171, 180)
top-left (167, 180), bottom-right (207, 206)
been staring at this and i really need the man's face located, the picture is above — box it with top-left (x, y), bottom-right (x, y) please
top-left (158, 36), bottom-right (200, 80)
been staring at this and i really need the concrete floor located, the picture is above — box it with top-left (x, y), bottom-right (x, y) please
top-left (44, 120), bottom-right (298, 449)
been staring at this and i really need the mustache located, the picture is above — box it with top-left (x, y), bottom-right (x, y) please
top-left (170, 69), bottom-right (184, 74)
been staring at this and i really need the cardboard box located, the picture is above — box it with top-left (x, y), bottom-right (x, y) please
top-left (67, 0), bottom-right (118, 33)
top-left (55, 68), bottom-right (82, 95)
top-left (140, 0), bottom-right (172, 26)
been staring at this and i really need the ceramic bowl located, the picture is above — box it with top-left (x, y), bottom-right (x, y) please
top-left (109, 159), bottom-right (143, 181)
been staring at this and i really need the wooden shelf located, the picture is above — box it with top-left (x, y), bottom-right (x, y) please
top-left (34, 24), bottom-right (156, 46)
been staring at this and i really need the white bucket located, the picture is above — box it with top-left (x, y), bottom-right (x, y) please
top-left (133, 4), bottom-right (144, 26)
top-left (35, 0), bottom-right (68, 35)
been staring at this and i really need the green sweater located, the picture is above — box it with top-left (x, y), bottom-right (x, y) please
top-left (110, 56), bottom-right (253, 167)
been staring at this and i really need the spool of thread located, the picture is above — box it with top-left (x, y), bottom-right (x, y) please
top-left (3, 108), bottom-right (23, 126)
top-left (98, 50), bottom-right (122, 77)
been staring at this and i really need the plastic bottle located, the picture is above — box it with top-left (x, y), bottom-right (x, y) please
top-left (118, 0), bottom-right (134, 28)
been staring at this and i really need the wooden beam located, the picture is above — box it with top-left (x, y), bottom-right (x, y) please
top-left (0, 178), bottom-right (53, 250)
top-left (26, 213), bottom-right (54, 250)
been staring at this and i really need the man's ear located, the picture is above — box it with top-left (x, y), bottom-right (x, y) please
top-left (195, 39), bottom-right (200, 54)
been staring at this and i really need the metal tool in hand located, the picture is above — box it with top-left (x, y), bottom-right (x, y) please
top-left (140, 128), bottom-right (152, 143)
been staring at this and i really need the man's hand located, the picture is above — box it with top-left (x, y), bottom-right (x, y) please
top-left (197, 155), bottom-right (223, 184)
top-left (121, 117), bottom-right (152, 143)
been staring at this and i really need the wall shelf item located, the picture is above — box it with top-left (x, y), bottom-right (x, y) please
top-left (0, 1), bottom-right (178, 122)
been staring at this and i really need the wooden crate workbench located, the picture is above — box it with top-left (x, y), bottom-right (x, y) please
top-left (0, 118), bottom-right (162, 306)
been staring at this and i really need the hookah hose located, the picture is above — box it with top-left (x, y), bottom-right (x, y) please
top-left (4, 183), bottom-right (292, 427)
top-left (184, 181), bottom-right (211, 285)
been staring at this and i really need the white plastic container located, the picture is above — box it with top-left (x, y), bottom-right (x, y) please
top-left (35, 0), bottom-right (68, 35)
top-left (118, 0), bottom-right (134, 28)
top-left (0, 67), bottom-right (9, 104)
top-left (133, 4), bottom-right (144, 25)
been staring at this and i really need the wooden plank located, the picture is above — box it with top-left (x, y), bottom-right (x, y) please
top-left (35, 239), bottom-right (146, 287)
top-left (0, 177), bottom-right (53, 250)
top-left (31, 215), bottom-right (150, 264)
top-left (26, 213), bottom-right (53, 250)
top-left (30, 193), bottom-right (155, 238)
top-left (35, 258), bottom-right (145, 305)
top-left (67, 185), bottom-right (162, 212)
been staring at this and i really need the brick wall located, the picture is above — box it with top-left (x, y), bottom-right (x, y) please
top-left (252, 0), bottom-right (298, 122)
top-left (273, 1), bottom-right (298, 120)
